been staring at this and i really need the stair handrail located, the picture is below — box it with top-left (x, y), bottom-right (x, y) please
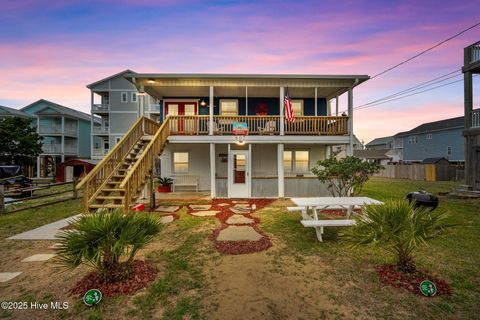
top-left (119, 116), bottom-right (170, 212)
top-left (76, 116), bottom-right (147, 210)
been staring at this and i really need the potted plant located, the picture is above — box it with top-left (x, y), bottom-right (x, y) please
top-left (157, 177), bottom-right (173, 193)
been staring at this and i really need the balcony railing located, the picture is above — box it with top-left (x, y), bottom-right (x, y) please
top-left (39, 125), bottom-right (62, 134)
top-left (146, 104), bottom-right (161, 112)
top-left (42, 143), bottom-right (62, 153)
top-left (167, 115), bottom-right (349, 135)
top-left (64, 126), bottom-right (77, 136)
top-left (64, 144), bottom-right (78, 154)
top-left (92, 148), bottom-right (109, 157)
top-left (468, 42), bottom-right (480, 64)
top-left (92, 126), bottom-right (109, 134)
top-left (92, 104), bottom-right (109, 112)
top-left (472, 109), bottom-right (480, 128)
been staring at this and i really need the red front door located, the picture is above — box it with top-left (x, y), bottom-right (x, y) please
top-left (165, 102), bottom-right (198, 133)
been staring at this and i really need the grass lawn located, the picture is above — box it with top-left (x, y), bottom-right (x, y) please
top-left (0, 177), bottom-right (478, 319)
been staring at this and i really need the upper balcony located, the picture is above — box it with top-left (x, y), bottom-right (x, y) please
top-left (167, 115), bottom-right (348, 136)
top-left (92, 103), bottom-right (110, 114)
top-left (463, 41), bottom-right (480, 73)
top-left (38, 124), bottom-right (77, 136)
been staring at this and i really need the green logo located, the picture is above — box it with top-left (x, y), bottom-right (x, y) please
top-left (83, 289), bottom-right (102, 306)
top-left (420, 280), bottom-right (437, 297)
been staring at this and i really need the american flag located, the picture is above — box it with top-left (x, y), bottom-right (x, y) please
top-left (284, 88), bottom-right (295, 123)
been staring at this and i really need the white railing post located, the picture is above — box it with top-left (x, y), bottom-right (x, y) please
top-left (280, 87), bottom-right (285, 135)
top-left (210, 143), bottom-right (216, 198)
top-left (209, 86), bottom-right (214, 135)
top-left (347, 87), bottom-right (354, 155)
top-left (278, 143), bottom-right (284, 197)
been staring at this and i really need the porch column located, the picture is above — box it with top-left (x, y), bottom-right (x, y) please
top-left (61, 116), bottom-right (65, 156)
top-left (209, 86), bottom-right (214, 135)
top-left (277, 143), bottom-right (284, 197)
top-left (36, 156), bottom-right (41, 178)
top-left (279, 87), bottom-right (285, 135)
top-left (210, 143), bottom-right (216, 198)
top-left (464, 71), bottom-right (473, 129)
top-left (327, 99), bottom-right (331, 116)
top-left (347, 88), bottom-right (354, 155)
top-left (245, 86), bottom-right (248, 115)
top-left (335, 95), bottom-right (339, 116)
top-left (314, 87), bottom-right (318, 116)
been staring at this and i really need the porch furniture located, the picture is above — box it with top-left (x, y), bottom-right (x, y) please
top-left (172, 175), bottom-right (199, 192)
top-left (301, 219), bottom-right (356, 242)
top-left (259, 120), bottom-right (276, 135)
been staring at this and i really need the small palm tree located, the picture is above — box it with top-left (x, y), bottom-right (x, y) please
top-left (56, 210), bottom-right (162, 283)
top-left (341, 200), bottom-right (451, 273)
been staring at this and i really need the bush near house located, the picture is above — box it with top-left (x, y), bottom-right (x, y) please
top-left (311, 155), bottom-right (382, 196)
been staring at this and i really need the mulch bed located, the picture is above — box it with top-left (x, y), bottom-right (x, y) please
top-left (317, 208), bottom-right (362, 217)
top-left (69, 260), bottom-right (157, 298)
top-left (209, 223), bottom-right (272, 255)
top-left (375, 264), bottom-right (452, 296)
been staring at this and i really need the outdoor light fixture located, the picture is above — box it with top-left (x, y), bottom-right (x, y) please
top-left (147, 79), bottom-right (155, 84)
top-left (200, 100), bottom-right (207, 107)
top-left (235, 135), bottom-right (246, 146)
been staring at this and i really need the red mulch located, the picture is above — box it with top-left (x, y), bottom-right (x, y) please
top-left (318, 208), bottom-right (362, 217)
top-left (69, 260), bottom-right (157, 298)
top-left (209, 224), bottom-right (272, 255)
top-left (375, 264), bottom-right (452, 296)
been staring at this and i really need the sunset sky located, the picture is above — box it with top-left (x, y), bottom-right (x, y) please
top-left (0, 0), bottom-right (478, 142)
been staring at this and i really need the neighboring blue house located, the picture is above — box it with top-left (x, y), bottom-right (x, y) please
top-left (393, 116), bottom-right (464, 163)
top-left (21, 100), bottom-right (92, 178)
top-left (0, 105), bottom-right (33, 120)
top-left (365, 136), bottom-right (394, 150)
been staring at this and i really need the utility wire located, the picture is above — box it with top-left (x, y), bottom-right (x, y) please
top-left (370, 21), bottom-right (480, 79)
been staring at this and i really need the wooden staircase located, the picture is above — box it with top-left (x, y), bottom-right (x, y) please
top-left (76, 117), bottom-right (170, 212)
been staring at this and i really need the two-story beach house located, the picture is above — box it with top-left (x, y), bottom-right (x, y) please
top-left (21, 100), bottom-right (92, 178)
top-left (80, 71), bottom-right (368, 211)
top-left (463, 41), bottom-right (480, 190)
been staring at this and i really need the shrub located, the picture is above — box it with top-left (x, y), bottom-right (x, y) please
top-left (341, 200), bottom-right (452, 273)
top-left (157, 177), bottom-right (173, 186)
top-left (56, 210), bottom-right (162, 283)
top-left (311, 156), bottom-right (382, 197)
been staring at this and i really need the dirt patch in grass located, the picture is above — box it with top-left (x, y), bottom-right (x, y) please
top-left (69, 260), bottom-right (157, 298)
top-left (376, 264), bottom-right (452, 296)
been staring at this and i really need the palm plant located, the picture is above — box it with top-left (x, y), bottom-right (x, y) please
top-left (341, 200), bottom-right (451, 273)
top-left (157, 177), bottom-right (173, 186)
top-left (55, 209), bottom-right (162, 283)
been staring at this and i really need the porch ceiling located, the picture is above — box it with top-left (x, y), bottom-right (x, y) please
top-left (145, 85), bottom-right (348, 99)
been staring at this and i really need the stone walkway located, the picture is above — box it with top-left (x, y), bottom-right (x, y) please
top-left (8, 215), bottom-right (81, 240)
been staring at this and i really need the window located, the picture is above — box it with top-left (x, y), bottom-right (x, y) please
top-left (426, 134), bottom-right (432, 140)
top-left (131, 92), bottom-right (137, 103)
top-left (173, 152), bottom-right (189, 174)
top-left (284, 150), bottom-right (310, 173)
top-left (220, 99), bottom-right (238, 116)
top-left (115, 136), bottom-right (122, 144)
top-left (291, 100), bottom-right (303, 116)
top-left (408, 136), bottom-right (418, 144)
top-left (447, 146), bottom-right (452, 156)
top-left (121, 92), bottom-right (128, 103)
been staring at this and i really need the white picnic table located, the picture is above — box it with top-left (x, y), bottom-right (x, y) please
top-left (289, 197), bottom-right (384, 241)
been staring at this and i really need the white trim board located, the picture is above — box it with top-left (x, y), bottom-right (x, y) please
top-left (168, 135), bottom-right (350, 144)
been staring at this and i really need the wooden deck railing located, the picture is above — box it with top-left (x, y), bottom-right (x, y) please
top-left (120, 117), bottom-right (170, 212)
top-left (168, 115), bottom-right (348, 135)
top-left (76, 117), bottom-right (158, 210)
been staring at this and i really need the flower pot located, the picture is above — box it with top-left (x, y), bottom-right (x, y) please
top-left (157, 185), bottom-right (171, 193)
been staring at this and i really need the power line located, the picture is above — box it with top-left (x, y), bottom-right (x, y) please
top-left (370, 22), bottom-right (480, 79)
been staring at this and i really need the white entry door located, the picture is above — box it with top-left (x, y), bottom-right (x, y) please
top-left (228, 150), bottom-right (250, 198)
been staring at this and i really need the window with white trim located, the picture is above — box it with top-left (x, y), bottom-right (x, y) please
top-left (219, 99), bottom-right (238, 116)
top-left (284, 150), bottom-right (310, 174)
top-left (173, 152), bottom-right (189, 174)
top-left (121, 92), bottom-right (128, 103)
top-left (131, 92), bottom-right (137, 103)
top-left (447, 146), bottom-right (452, 156)
top-left (291, 100), bottom-right (303, 116)
top-left (408, 136), bottom-right (418, 144)
top-left (426, 133), bottom-right (432, 139)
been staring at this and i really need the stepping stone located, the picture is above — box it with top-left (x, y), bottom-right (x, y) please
top-left (49, 243), bottom-right (62, 249)
top-left (155, 205), bottom-right (180, 213)
top-left (189, 204), bottom-right (212, 210)
top-left (217, 226), bottom-right (263, 241)
top-left (160, 215), bottom-right (174, 224)
top-left (233, 204), bottom-right (251, 209)
top-left (226, 214), bottom-right (254, 225)
top-left (190, 210), bottom-right (220, 217)
top-left (230, 207), bottom-right (251, 214)
top-left (232, 200), bottom-right (249, 204)
top-left (22, 254), bottom-right (55, 262)
top-left (0, 272), bottom-right (22, 283)
top-left (217, 203), bottom-right (230, 207)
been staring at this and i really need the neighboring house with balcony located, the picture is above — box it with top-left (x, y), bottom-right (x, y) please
top-left (0, 105), bottom-right (33, 120)
top-left (463, 40), bottom-right (480, 190)
top-left (393, 116), bottom-right (465, 163)
top-left (79, 71), bottom-right (368, 210)
top-left (21, 100), bottom-right (91, 178)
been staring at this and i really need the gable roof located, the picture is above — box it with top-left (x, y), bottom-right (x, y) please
top-left (21, 99), bottom-right (91, 121)
top-left (0, 105), bottom-right (33, 118)
top-left (422, 157), bottom-right (450, 164)
top-left (87, 69), bottom-right (136, 89)
top-left (366, 136), bottom-right (393, 147)
top-left (353, 149), bottom-right (392, 160)
top-left (395, 115), bottom-right (465, 137)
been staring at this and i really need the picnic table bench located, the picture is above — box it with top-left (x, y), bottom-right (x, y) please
top-left (301, 219), bottom-right (356, 242)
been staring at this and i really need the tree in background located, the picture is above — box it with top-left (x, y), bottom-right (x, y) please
top-left (311, 155), bottom-right (382, 197)
top-left (0, 117), bottom-right (42, 166)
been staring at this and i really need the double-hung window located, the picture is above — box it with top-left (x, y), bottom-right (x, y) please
top-left (173, 152), bottom-right (189, 174)
top-left (131, 92), bottom-right (137, 103)
top-left (284, 150), bottom-right (310, 174)
top-left (121, 92), bottom-right (128, 103)
top-left (219, 99), bottom-right (238, 116)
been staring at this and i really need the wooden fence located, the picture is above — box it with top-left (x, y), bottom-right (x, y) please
top-left (374, 164), bottom-right (463, 181)
top-left (0, 180), bottom-right (79, 214)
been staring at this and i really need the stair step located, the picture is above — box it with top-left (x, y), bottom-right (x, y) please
top-left (89, 204), bottom-right (123, 209)
top-left (102, 188), bottom-right (124, 192)
top-left (112, 174), bottom-right (126, 179)
top-left (141, 135), bottom-right (154, 141)
top-left (96, 196), bottom-right (124, 200)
